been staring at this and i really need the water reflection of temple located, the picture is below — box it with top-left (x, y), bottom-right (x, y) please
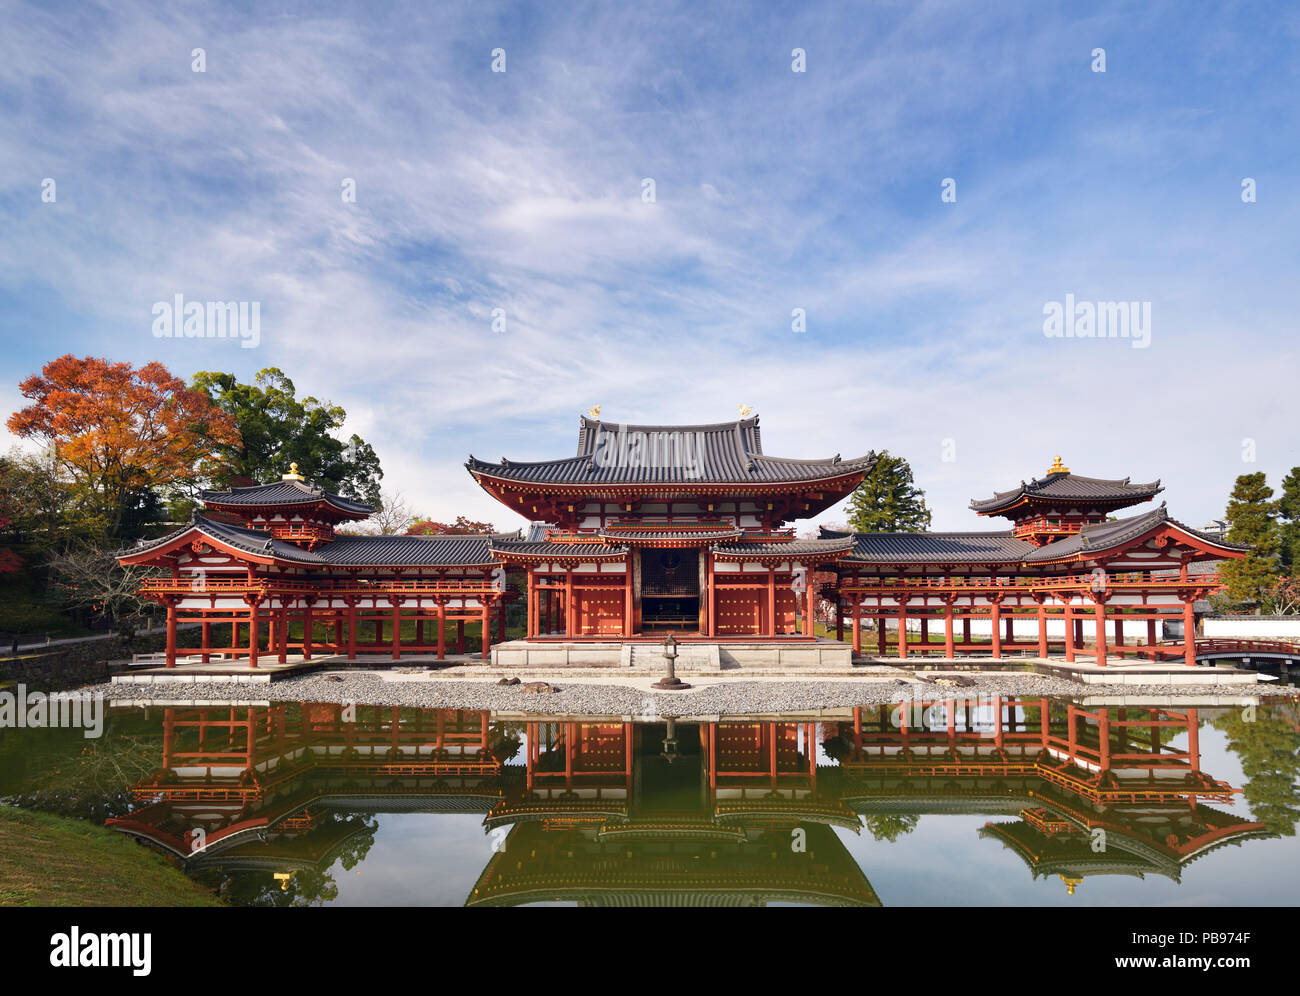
top-left (104, 698), bottom-right (1271, 905)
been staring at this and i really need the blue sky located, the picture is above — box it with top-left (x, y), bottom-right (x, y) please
top-left (2, 0), bottom-right (1297, 530)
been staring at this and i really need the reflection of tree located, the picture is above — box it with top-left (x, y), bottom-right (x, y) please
top-left (1213, 705), bottom-right (1300, 836)
top-left (0, 716), bottom-right (160, 822)
top-left (864, 815), bottom-right (918, 842)
top-left (192, 812), bottom-right (378, 907)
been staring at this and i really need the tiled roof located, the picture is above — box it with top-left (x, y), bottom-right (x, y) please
top-left (970, 472), bottom-right (1162, 515)
top-left (490, 540), bottom-right (630, 559)
top-left (1024, 505), bottom-right (1247, 563)
top-left (712, 537), bottom-right (856, 560)
top-left (820, 527), bottom-right (1034, 564)
top-left (466, 415), bottom-right (875, 486)
top-left (200, 480), bottom-right (375, 517)
top-left (597, 528), bottom-right (744, 543)
top-left (125, 517), bottom-right (510, 567)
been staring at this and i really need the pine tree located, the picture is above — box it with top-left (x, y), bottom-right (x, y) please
top-left (845, 451), bottom-right (932, 533)
top-left (1277, 467), bottom-right (1300, 576)
top-left (1220, 472), bottom-right (1279, 607)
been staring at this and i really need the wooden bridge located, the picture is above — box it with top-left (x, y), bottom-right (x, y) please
top-left (1194, 638), bottom-right (1300, 668)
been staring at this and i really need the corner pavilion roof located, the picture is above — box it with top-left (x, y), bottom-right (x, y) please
top-left (970, 466), bottom-right (1162, 516)
top-left (124, 516), bottom-right (514, 568)
top-left (823, 506), bottom-right (1246, 567)
top-left (200, 479), bottom-right (375, 518)
top-left (465, 415), bottom-right (876, 488)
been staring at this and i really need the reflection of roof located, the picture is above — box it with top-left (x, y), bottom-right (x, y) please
top-left (200, 480), bottom-right (375, 516)
top-left (466, 820), bottom-right (879, 907)
top-left (971, 472), bottom-right (1162, 515)
top-left (466, 415), bottom-right (875, 487)
top-left (125, 517), bottom-right (511, 567)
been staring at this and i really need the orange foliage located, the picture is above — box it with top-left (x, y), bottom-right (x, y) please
top-left (7, 355), bottom-right (240, 514)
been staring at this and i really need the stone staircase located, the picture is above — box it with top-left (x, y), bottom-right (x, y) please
top-left (623, 642), bottom-right (721, 672)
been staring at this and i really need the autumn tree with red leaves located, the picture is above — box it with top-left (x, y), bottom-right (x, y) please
top-left (407, 515), bottom-right (496, 535)
top-left (7, 355), bottom-right (239, 536)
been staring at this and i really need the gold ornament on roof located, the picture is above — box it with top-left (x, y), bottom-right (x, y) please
top-left (282, 462), bottom-right (305, 482)
top-left (738, 404), bottom-right (753, 417)
top-left (586, 405), bottom-right (601, 419)
top-left (1047, 455), bottom-right (1069, 475)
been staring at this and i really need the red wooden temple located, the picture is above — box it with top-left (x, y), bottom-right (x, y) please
top-left (119, 416), bottom-right (1244, 667)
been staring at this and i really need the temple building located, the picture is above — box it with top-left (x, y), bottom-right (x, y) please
top-left (118, 414), bottom-right (1243, 668)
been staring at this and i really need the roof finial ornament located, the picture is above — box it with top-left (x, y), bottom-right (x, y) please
top-left (586, 405), bottom-right (601, 419)
top-left (738, 403), bottom-right (753, 417)
top-left (282, 462), bottom-right (305, 482)
top-left (1047, 455), bottom-right (1069, 475)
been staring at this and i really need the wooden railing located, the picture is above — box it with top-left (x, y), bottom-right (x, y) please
top-left (832, 570), bottom-right (1221, 592)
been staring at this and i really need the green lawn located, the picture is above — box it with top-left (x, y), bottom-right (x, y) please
top-left (0, 807), bottom-right (222, 907)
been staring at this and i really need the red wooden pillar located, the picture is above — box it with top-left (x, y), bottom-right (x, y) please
top-left (415, 617), bottom-right (424, 648)
top-left (391, 599), bottom-right (401, 660)
top-left (767, 567), bottom-right (777, 638)
top-left (919, 616), bottom-right (929, 648)
top-left (481, 600), bottom-right (491, 659)
top-left (624, 562), bottom-right (634, 637)
top-left (457, 619), bottom-right (465, 654)
top-left (165, 598), bottom-right (178, 668)
top-left (877, 614), bottom-right (886, 654)
top-left (200, 618), bottom-right (211, 664)
top-left (303, 600), bottom-right (314, 662)
top-left (897, 601), bottom-right (908, 659)
top-left (705, 556), bottom-right (716, 637)
top-left (943, 598), bottom-right (955, 659)
top-left (836, 594), bottom-right (844, 641)
top-left (1183, 598), bottom-right (1196, 666)
top-left (436, 601), bottom-right (446, 660)
top-left (247, 600), bottom-right (259, 669)
top-left (851, 600), bottom-right (861, 656)
top-left (565, 568), bottom-right (575, 637)
top-left (527, 567), bottom-right (536, 638)
top-left (1094, 599), bottom-right (1108, 667)
top-left (1063, 602), bottom-right (1075, 662)
top-left (804, 565), bottom-right (816, 637)
top-left (498, 596), bottom-right (507, 645)
top-left (962, 617), bottom-right (971, 645)
top-left (346, 599), bottom-right (358, 661)
top-left (334, 617), bottom-right (343, 652)
top-left (1147, 617), bottom-right (1158, 661)
top-left (1036, 599), bottom-right (1048, 658)
top-left (990, 599), bottom-right (1002, 659)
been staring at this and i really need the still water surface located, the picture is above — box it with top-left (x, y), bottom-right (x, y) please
top-left (2, 696), bottom-right (1296, 906)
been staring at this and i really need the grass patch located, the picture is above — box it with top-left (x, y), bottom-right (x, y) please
top-left (0, 807), bottom-right (222, 907)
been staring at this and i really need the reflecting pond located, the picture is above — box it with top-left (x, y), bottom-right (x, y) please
top-left (2, 696), bottom-right (1298, 906)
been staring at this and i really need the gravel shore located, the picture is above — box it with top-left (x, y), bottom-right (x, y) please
top-left (87, 670), bottom-right (1299, 716)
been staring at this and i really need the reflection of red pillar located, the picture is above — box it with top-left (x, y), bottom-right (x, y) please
top-left (1098, 708), bottom-right (1110, 770)
top-left (1187, 708), bottom-right (1200, 769)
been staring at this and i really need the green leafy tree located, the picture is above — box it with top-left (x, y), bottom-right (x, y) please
top-left (845, 451), bottom-right (932, 533)
top-left (192, 368), bottom-right (383, 504)
top-left (1220, 473), bottom-right (1279, 608)
top-left (1278, 467), bottom-right (1300, 576)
